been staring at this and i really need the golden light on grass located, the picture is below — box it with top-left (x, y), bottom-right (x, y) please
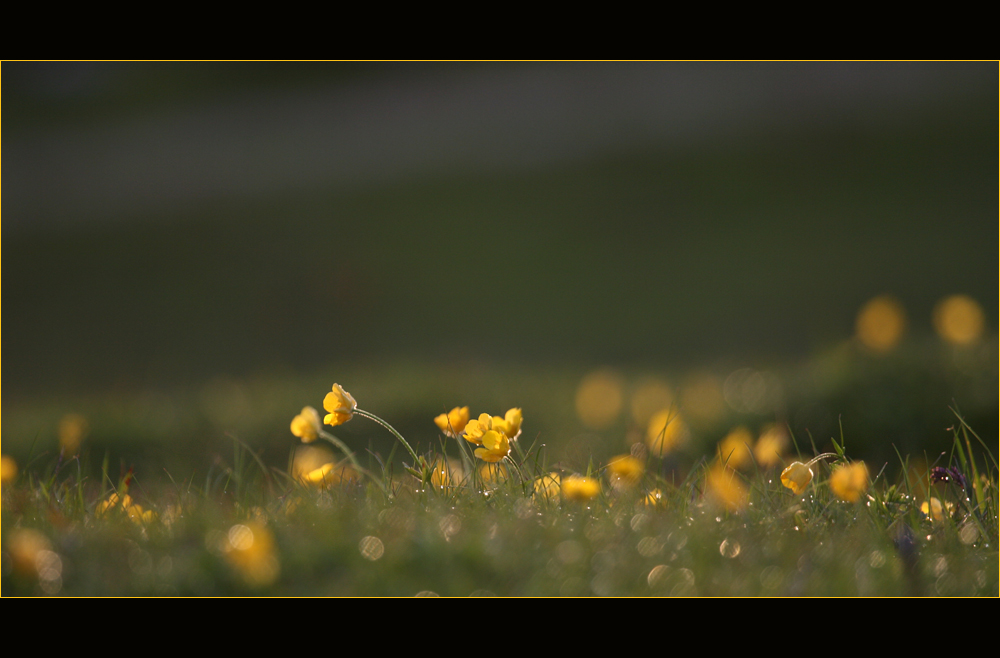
top-left (8, 528), bottom-right (53, 575)
top-left (561, 475), bottom-right (601, 502)
top-left (933, 294), bottom-right (985, 345)
top-left (920, 497), bottom-right (953, 523)
top-left (830, 461), bottom-right (869, 502)
top-left (856, 295), bottom-right (906, 352)
top-left (575, 369), bottom-right (624, 429)
top-left (630, 378), bottom-right (674, 426)
top-left (717, 427), bottom-right (754, 470)
top-left (646, 410), bottom-right (688, 457)
top-left (298, 461), bottom-right (360, 488)
top-left (291, 444), bottom-right (337, 481)
top-left (429, 458), bottom-right (463, 490)
top-left (58, 413), bottom-right (89, 455)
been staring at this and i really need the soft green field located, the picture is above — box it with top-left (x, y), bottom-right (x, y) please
top-left (3, 343), bottom-right (997, 596)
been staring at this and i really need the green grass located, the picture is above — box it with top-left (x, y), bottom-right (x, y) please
top-left (2, 403), bottom-right (996, 596)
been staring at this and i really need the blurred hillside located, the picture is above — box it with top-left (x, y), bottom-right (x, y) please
top-left (2, 62), bottom-right (996, 475)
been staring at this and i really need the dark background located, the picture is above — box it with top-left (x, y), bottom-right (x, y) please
top-left (3, 62), bottom-right (996, 477)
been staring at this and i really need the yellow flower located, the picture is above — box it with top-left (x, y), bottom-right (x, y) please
top-left (1, 455), bottom-right (17, 486)
top-left (96, 492), bottom-right (134, 517)
top-left (224, 522), bottom-right (280, 587)
top-left (717, 427), bottom-right (754, 470)
top-left (829, 461), bottom-right (869, 502)
top-left (920, 497), bottom-right (953, 523)
top-left (492, 408), bottom-right (523, 441)
top-left (646, 410), bottom-right (687, 457)
top-left (856, 295), bottom-right (906, 352)
top-left (463, 413), bottom-right (493, 445)
top-left (430, 458), bottom-right (463, 489)
top-left (290, 406), bottom-right (322, 442)
top-left (8, 529), bottom-right (53, 576)
top-left (323, 383), bottom-right (357, 427)
top-left (706, 465), bottom-right (748, 511)
top-left (561, 475), bottom-right (601, 502)
top-left (533, 472), bottom-right (561, 503)
top-left (298, 461), bottom-right (360, 488)
top-left (607, 455), bottom-right (644, 488)
top-left (780, 462), bottom-right (814, 495)
top-left (753, 425), bottom-right (787, 468)
top-left (933, 294), bottom-right (985, 345)
top-left (58, 414), bottom-right (89, 455)
top-left (474, 430), bottom-right (510, 463)
top-left (434, 406), bottom-right (470, 437)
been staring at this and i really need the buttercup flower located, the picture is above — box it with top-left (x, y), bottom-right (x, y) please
top-left (561, 475), bottom-right (601, 502)
top-left (434, 407), bottom-right (470, 437)
top-left (1, 455), bottom-right (17, 486)
top-left (830, 461), bottom-right (869, 503)
top-left (781, 462), bottom-right (814, 495)
top-left (920, 497), bottom-right (953, 523)
top-left (607, 455), bottom-right (644, 488)
top-left (492, 408), bottom-right (523, 441)
top-left (533, 472), bottom-right (561, 503)
top-left (646, 410), bottom-right (688, 457)
top-left (706, 465), bottom-right (748, 511)
top-left (463, 413), bottom-right (494, 445)
top-left (290, 406), bottom-right (322, 442)
top-left (323, 383), bottom-right (357, 427)
top-left (717, 427), bottom-right (754, 470)
top-left (298, 462), bottom-right (360, 488)
top-left (645, 488), bottom-right (665, 508)
top-left (474, 430), bottom-right (510, 463)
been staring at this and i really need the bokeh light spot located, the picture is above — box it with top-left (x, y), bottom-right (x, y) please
top-left (933, 294), bottom-right (985, 345)
top-left (575, 369), bottom-right (624, 430)
top-left (856, 295), bottom-right (906, 352)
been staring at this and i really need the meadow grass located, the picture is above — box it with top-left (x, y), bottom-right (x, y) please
top-left (2, 396), bottom-right (996, 596)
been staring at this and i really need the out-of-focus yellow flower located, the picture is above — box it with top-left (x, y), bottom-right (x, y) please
top-left (681, 372), bottom-right (725, 422)
top-left (575, 370), bottom-right (624, 430)
top-left (479, 461), bottom-right (510, 486)
top-left (533, 472), bottom-right (561, 503)
top-left (856, 295), bottom-right (906, 352)
top-left (646, 410), bottom-right (687, 457)
top-left (430, 458), bottom-right (463, 489)
top-left (224, 522), bottom-right (280, 587)
top-left (1, 455), bottom-right (18, 486)
top-left (290, 406), bottom-right (322, 442)
top-left (298, 461), bottom-right (360, 488)
top-left (753, 425), bottom-right (787, 468)
top-left (780, 462), bottom-right (814, 495)
top-left (58, 413), bottom-right (89, 455)
top-left (8, 529), bottom-right (53, 576)
top-left (291, 444), bottom-right (337, 482)
top-left (830, 461), bottom-right (869, 502)
top-left (933, 295), bottom-right (985, 345)
top-left (463, 413), bottom-right (493, 445)
top-left (717, 427), bottom-right (754, 470)
top-left (561, 475), bottom-right (601, 502)
top-left (645, 489), bottom-right (665, 508)
top-left (706, 465), bottom-right (748, 511)
top-left (492, 408), bottom-right (523, 441)
top-left (920, 497), bottom-right (953, 523)
top-left (607, 455), bottom-right (644, 488)
top-left (434, 407), bottom-right (470, 437)
top-left (474, 430), bottom-right (510, 463)
top-left (322, 383), bottom-right (357, 427)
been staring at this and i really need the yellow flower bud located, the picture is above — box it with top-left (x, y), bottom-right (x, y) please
top-left (780, 462), bottom-right (814, 495)
top-left (290, 406), bottom-right (322, 442)
top-left (323, 384), bottom-right (357, 427)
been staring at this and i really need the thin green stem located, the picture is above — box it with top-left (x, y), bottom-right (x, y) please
top-left (318, 428), bottom-right (387, 494)
top-left (353, 408), bottom-right (420, 463)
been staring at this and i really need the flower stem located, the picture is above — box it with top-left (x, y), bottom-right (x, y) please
top-left (805, 453), bottom-right (838, 468)
top-left (353, 408), bottom-right (420, 463)
top-left (317, 429), bottom-right (388, 495)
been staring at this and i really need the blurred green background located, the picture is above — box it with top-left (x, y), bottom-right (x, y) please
top-left (2, 62), bottom-right (996, 479)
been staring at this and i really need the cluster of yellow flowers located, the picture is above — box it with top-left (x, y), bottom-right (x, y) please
top-left (96, 492), bottom-right (157, 525)
top-left (436, 406), bottom-right (523, 463)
